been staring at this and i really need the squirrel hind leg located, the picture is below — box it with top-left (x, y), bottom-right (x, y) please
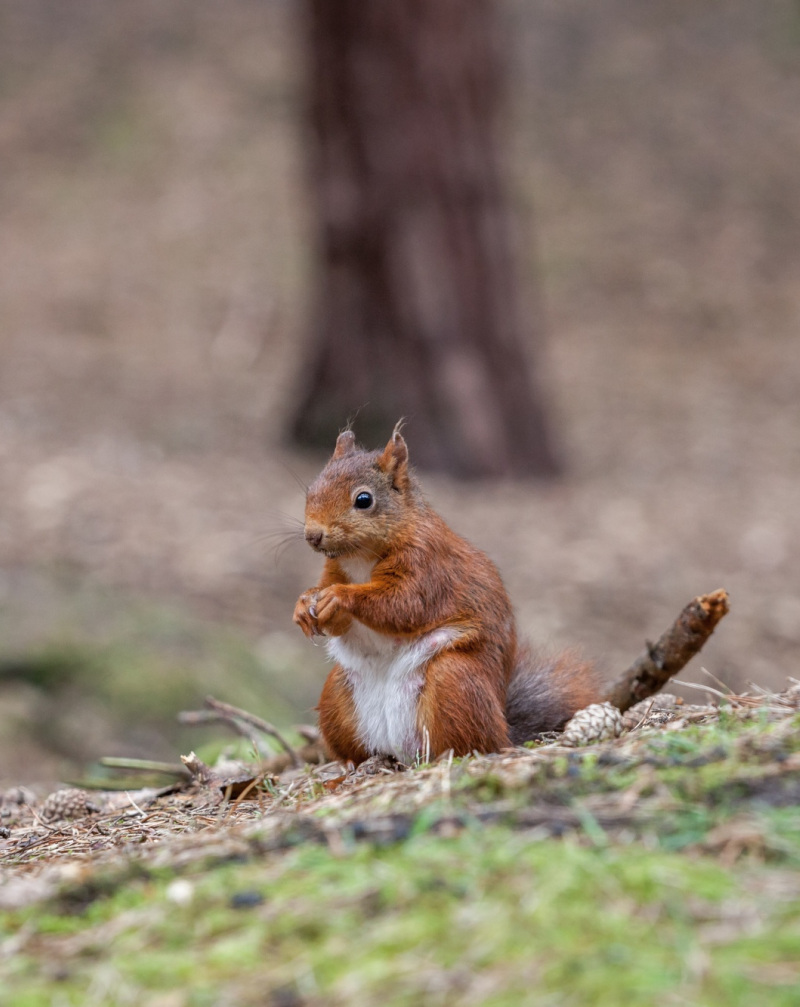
top-left (317, 665), bottom-right (371, 765)
top-left (505, 646), bottom-right (603, 745)
top-left (417, 652), bottom-right (511, 758)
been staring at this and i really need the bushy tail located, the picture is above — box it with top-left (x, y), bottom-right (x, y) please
top-left (505, 646), bottom-right (603, 745)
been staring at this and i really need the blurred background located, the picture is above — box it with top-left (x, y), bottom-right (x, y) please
top-left (1, 0), bottom-right (799, 785)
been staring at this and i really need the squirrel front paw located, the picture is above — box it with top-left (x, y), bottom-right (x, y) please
top-left (293, 589), bottom-right (321, 638)
top-left (314, 586), bottom-right (353, 637)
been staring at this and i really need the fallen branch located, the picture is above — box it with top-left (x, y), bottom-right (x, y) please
top-left (602, 589), bottom-right (730, 713)
top-left (177, 709), bottom-right (270, 755)
top-left (178, 695), bottom-right (302, 768)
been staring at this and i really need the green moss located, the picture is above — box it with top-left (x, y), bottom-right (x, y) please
top-left (4, 824), bottom-right (800, 1005)
top-left (4, 701), bottom-right (800, 1004)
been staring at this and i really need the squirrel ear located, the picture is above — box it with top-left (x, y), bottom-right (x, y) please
top-left (332, 430), bottom-right (357, 459)
top-left (378, 426), bottom-right (409, 488)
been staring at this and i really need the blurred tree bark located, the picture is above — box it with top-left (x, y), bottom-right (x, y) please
top-left (292, 0), bottom-right (559, 478)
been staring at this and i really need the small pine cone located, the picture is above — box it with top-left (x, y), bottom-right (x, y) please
top-left (560, 702), bottom-right (623, 747)
top-left (40, 788), bottom-right (101, 823)
top-left (1, 786), bottom-right (36, 807)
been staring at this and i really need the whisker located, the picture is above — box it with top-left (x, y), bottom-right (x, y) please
top-left (274, 510), bottom-right (306, 529)
top-left (253, 527), bottom-right (302, 544)
top-left (253, 531), bottom-right (302, 548)
top-left (254, 510), bottom-right (305, 542)
top-left (272, 536), bottom-right (299, 566)
top-left (279, 461), bottom-right (310, 495)
top-left (252, 529), bottom-right (303, 567)
top-left (252, 510), bottom-right (306, 566)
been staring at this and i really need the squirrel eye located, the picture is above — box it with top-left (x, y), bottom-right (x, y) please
top-left (354, 491), bottom-right (374, 510)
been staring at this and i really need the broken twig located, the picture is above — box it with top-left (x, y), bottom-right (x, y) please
top-left (178, 696), bottom-right (301, 768)
top-left (180, 751), bottom-right (216, 785)
top-left (602, 588), bottom-right (730, 713)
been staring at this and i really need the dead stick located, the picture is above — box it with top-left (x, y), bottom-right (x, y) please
top-left (181, 751), bottom-right (216, 785)
top-left (602, 588), bottom-right (730, 713)
top-left (178, 709), bottom-right (274, 757)
top-left (203, 695), bottom-right (301, 768)
top-left (178, 707), bottom-right (300, 767)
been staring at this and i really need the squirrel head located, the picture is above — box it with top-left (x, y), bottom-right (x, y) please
top-left (303, 423), bottom-right (418, 560)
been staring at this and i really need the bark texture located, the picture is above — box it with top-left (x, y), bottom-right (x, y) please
top-left (292, 0), bottom-right (559, 478)
top-left (603, 589), bottom-right (731, 713)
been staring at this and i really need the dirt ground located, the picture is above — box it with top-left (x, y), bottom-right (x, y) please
top-left (1, 0), bottom-right (799, 782)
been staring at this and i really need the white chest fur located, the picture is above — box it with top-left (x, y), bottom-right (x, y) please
top-left (338, 556), bottom-right (375, 584)
top-left (326, 621), bottom-right (458, 762)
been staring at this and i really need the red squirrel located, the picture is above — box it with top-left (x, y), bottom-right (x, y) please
top-left (293, 425), bottom-right (602, 764)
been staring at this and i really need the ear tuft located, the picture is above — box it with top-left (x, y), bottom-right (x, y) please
top-left (333, 430), bottom-right (357, 459)
top-left (378, 423), bottom-right (409, 488)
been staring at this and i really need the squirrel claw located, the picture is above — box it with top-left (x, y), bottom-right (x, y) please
top-left (293, 589), bottom-right (321, 638)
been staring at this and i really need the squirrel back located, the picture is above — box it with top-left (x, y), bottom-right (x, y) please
top-left (293, 425), bottom-right (602, 763)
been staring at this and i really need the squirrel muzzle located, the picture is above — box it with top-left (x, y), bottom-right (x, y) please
top-left (304, 524), bottom-right (326, 551)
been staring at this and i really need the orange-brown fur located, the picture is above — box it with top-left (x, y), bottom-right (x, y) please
top-left (293, 425), bottom-right (602, 764)
top-left (316, 667), bottom-right (371, 765)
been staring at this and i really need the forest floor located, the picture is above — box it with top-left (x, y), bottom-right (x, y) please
top-left (2, 689), bottom-right (800, 1004)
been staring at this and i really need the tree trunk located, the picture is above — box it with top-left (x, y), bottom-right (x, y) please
top-left (292, 0), bottom-right (559, 479)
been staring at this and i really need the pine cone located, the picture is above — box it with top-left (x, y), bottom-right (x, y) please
top-left (0, 786), bottom-right (36, 809)
top-left (560, 702), bottom-right (623, 747)
top-left (40, 788), bottom-right (101, 823)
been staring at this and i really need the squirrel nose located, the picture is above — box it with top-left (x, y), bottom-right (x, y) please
top-left (305, 527), bottom-right (325, 550)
